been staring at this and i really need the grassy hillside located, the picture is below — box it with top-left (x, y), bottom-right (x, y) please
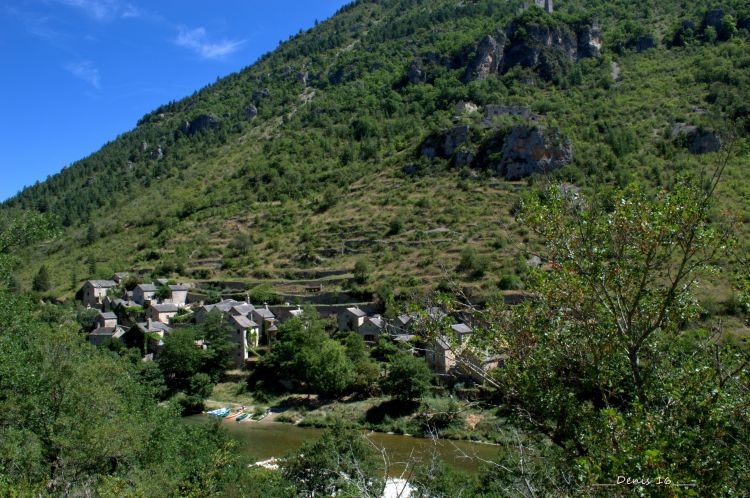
top-left (4, 0), bottom-right (750, 311)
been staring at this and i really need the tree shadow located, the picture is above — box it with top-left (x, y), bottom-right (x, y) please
top-left (270, 395), bottom-right (330, 414)
top-left (364, 399), bottom-right (420, 424)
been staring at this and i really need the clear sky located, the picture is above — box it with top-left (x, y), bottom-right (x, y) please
top-left (0, 0), bottom-right (351, 202)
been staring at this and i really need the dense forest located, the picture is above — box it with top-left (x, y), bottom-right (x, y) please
top-left (1, 0), bottom-right (750, 495)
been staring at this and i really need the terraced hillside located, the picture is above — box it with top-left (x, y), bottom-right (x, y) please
top-left (3, 0), bottom-right (749, 311)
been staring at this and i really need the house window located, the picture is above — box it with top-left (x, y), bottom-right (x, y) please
top-left (364, 335), bottom-right (375, 342)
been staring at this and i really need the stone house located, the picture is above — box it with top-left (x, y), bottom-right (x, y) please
top-left (96, 311), bottom-right (118, 329)
top-left (194, 299), bottom-right (252, 322)
top-left (358, 315), bottom-right (385, 342)
top-left (136, 319), bottom-right (172, 356)
top-left (113, 272), bottom-right (130, 284)
top-left (133, 283), bottom-right (157, 306)
top-left (425, 336), bottom-right (456, 375)
top-left (228, 314), bottom-right (260, 367)
top-left (88, 325), bottom-right (132, 347)
top-left (425, 323), bottom-right (472, 375)
top-left (147, 303), bottom-right (178, 323)
top-left (82, 280), bottom-right (117, 309)
top-left (450, 323), bottom-right (472, 345)
top-left (166, 284), bottom-right (190, 307)
top-left (251, 306), bottom-right (277, 345)
top-left (338, 306), bottom-right (366, 332)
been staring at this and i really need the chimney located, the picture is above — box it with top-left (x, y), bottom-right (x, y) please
top-left (147, 318), bottom-right (153, 329)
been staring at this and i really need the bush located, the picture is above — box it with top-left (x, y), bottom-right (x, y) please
top-left (381, 352), bottom-right (432, 401)
top-left (457, 247), bottom-right (489, 277)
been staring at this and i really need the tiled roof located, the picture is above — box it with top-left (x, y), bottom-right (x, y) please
top-left (88, 280), bottom-right (116, 288)
top-left (347, 307), bottom-right (366, 317)
top-left (151, 303), bottom-right (178, 313)
top-left (451, 323), bottom-right (472, 334)
top-left (231, 315), bottom-right (257, 329)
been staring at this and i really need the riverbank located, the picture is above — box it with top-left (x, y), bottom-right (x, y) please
top-left (205, 381), bottom-right (516, 445)
top-left (184, 415), bottom-right (501, 475)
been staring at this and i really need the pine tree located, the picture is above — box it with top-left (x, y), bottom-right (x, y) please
top-left (32, 265), bottom-right (50, 292)
top-left (7, 275), bottom-right (21, 293)
top-left (87, 256), bottom-right (97, 276)
top-left (85, 224), bottom-right (98, 245)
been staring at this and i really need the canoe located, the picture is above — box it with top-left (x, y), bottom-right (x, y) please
top-left (235, 413), bottom-right (249, 422)
top-left (208, 408), bottom-right (230, 417)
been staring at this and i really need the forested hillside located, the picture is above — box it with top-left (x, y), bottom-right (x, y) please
top-left (2, 1), bottom-right (750, 496)
top-left (3, 0), bottom-right (750, 310)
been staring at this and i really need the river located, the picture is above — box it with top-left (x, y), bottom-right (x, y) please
top-left (184, 415), bottom-right (501, 474)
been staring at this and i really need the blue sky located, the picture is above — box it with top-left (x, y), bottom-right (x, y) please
top-left (0, 0), bottom-right (350, 202)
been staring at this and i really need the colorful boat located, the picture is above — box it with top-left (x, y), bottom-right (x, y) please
top-left (207, 408), bottom-right (230, 417)
top-left (235, 413), bottom-right (249, 422)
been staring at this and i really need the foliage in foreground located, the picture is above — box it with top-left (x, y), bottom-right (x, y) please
top-left (463, 178), bottom-right (750, 496)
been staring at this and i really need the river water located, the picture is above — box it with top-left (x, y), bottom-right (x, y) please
top-left (185, 416), bottom-right (500, 474)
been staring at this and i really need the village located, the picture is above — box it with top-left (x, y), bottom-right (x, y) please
top-left (80, 272), bottom-right (500, 384)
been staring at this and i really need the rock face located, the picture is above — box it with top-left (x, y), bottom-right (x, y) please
top-left (253, 88), bottom-right (270, 99)
top-left (576, 25), bottom-right (603, 59)
top-left (183, 114), bottom-right (221, 135)
top-left (484, 105), bottom-right (534, 123)
top-left (464, 17), bottom-right (601, 82)
top-left (245, 105), bottom-right (258, 120)
top-left (534, 0), bottom-right (553, 13)
top-left (455, 101), bottom-right (479, 116)
top-left (463, 34), bottom-right (505, 82)
top-left (420, 123), bottom-right (572, 180)
top-left (151, 146), bottom-right (163, 160)
top-left (139, 141), bottom-right (148, 153)
top-left (407, 60), bottom-right (427, 84)
top-left (503, 22), bottom-right (579, 80)
top-left (495, 126), bottom-right (572, 180)
top-left (420, 125), bottom-right (471, 159)
top-left (673, 124), bottom-right (722, 154)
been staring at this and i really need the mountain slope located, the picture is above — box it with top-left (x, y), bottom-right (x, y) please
top-left (4, 0), bottom-right (750, 306)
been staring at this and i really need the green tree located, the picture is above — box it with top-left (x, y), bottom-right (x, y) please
top-left (381, 351), bottom-right (432, 401)
top-left (305, 339), bottom-right (355, 398)
top-left (457, 247), bottom-right (489, 277)
top-left (85, 223), bottom-right (98, 245)
top-left (87, 255), bottom-right (97, 276)
top-left (31, 265), bottom-right (50, 292)
top-left (282, 424), bottom-right (382, 496)
top-left (198, 310), bottom-right (236, 381)
top-left (704, 25), bottom-right (718, 43)
top-left (719, 14), bottom-right (738, 41)
top-left (475, 179), bottom-right (749, 494)
top-left (343, 333), bottom-right (380, 394)
top-left (189, 372), bottom-right (214, 399)
top-left (0, 212), bottom-right (56, 287)
top-left (353, 258), bottom-right (371, 284)
top-left (138, 360), bottom-right (168, 400)
top-left (0, 293), bottom-right (240, 495)
top-left (158, 328), bottom-right (203, 389)
top-left (76, 306), bottom-right (100, 333)
top-left (155, 283), bottom-right (170, 301)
